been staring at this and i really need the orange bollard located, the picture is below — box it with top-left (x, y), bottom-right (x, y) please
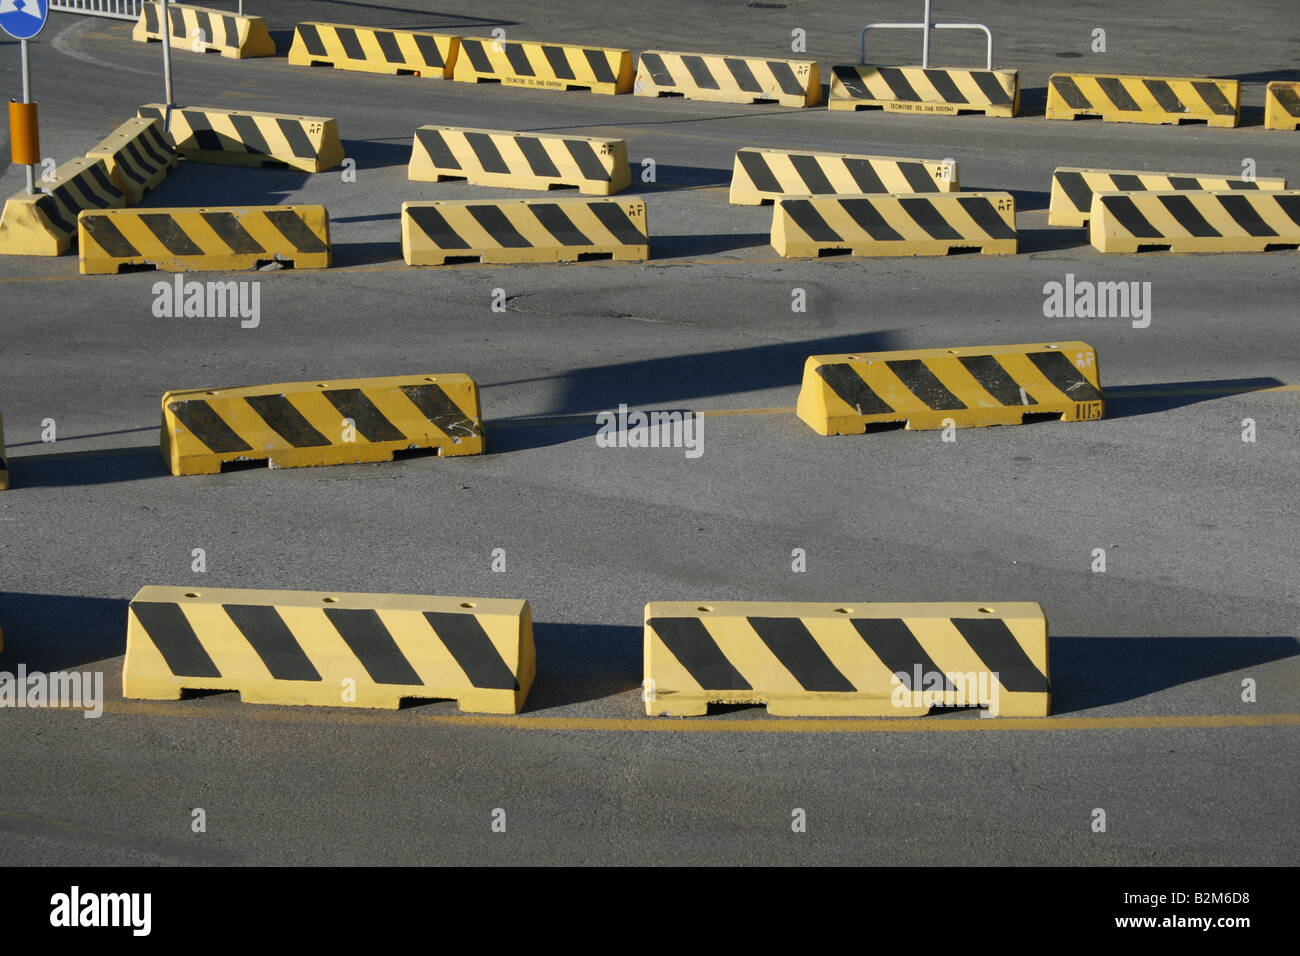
top-left (9, 100), bottom-right (39, 166)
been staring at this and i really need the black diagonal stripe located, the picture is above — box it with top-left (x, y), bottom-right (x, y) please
top-left (220, 14), bottom-right (239, 51)
top-left (877, 67), bottom-right (921, 102)
top-left (682, 55), bottom-right (720, 91)
top-left (899, 197), bottom-right (964, 240)
top-left (143, 2), bottom-right (158, 33)
top-left (564, 141), bottom-right (612, 182)
top-left (462, 38), bottom-right (493, 73)
top-left (514, 137), bottom-right (561, 178)
top-left (1192, 81), bottom-right (1236, 116)
top-left (1110, 173), bottom-right (1144, 192)
top-left (748, 618), bottom-right (856, 692)
top-left (467, 205), bottom-right (531, 247)
top-left (648, 617), bottom-right (751, 691)
top-left (324, 608), bottom-right (422, 686)
top-left (1050, 74), bottom-right (1091, 110)
top-left (200, 211), bottom-right (266, 255)
top-left (1143, 79), bottom-right (1186, 115)
top-left (35, 195), bottom-right (74, 234)
top-left (80, 214), bottom-right (140, 258)
top-left (265, 210), bottom-right (329, 253)
top-left (423, 612), bottom-right (519, 690)
top-left (1096, 76), bottom-right (1141, 111)
top-left (768, 61), bottom-right (806, 97)
top-left (781, 199), bottom-right (841, 242)
top-left (838, 197), bottom-right (905, 241)
top-left (399, 384), bottom-right (480, 436)
top-left (850, 618), bottom-right (954, 691)
top-left (1217, 194), bottom-right (1278, 237)
top-left (131, 602), bottom-right (222, 679)
top-left (140, 213), bottom-right (205, 256)
top-left (228, 113), bottom-right (271, 157)
top-left (1224, 179), bottom-right (1258, 190)
top-left (199, 12), bottom-right (218, 48)
top-left (406, 205), bottom-right (471, 248)
top-left (922, 68), bottom-right (968, 104)
top-left (1158, 194), bottom-right (1221, 237)
top-left (584, 49), bottom-right (617, 84)
top-left (1098, 194), bottom-right (1163, 237)
top-left (958, 354), bottom-right (1036, 406)
top-left (952, 618), bottom-right (1047, 693)
top-left (166, 4), bottom-right (185, 39)
top-left (900, 162), bottom-right (940, 193)
top-left (181, 110), bottom-right (224, 153)
top-left (1026, 350), bottom-right (1104, 402)
top-left (886, 359), bottom-right (968, 410)
top-left (503, 42), bottom-right (535, 77)
top-left (463, 132), bottom-right (510, 174)
top-left (970, 70), bottom-right (1014, 106)
top-left (832, 65), bottom-right (872, 98)
top-left (322, 389), bottom-right (407, 442)
top-left (542, 45), bottom-right (575, 80)
top-left (639, 51), bottom-right (673, 85)
top-left (122, 141), bottom-right (151, 183)
top-left (335, 26), bottom-right (366, 62)
top-left (956, 196), bottom-right (1017, 239)
top-left (736, 150), bottom-right (784, 194)
top-left (244, 394), bottom-right (332, 447)
top-left (588, 202), bottom-right (648, 244)
top-left (223, 604), bottom-right (322, 682)
top-left (789, 155), bottom-right (835, 194)
top-left (815, 363), bottom-right (895, 415)
top-left (168, 399), bottom-right (252, 453)
top-left (1273, 194), bottom-right (1300, 228)
top-left (1273, 84), bottom-right (1300, 116)
top-left (140, 127), bottom-right (174, 166)
top-left (723, 57), bottom-right (763, 93)
top-left (139, 105), bottom-right (164, 122)
top-left (276, 118), bottom-right (318, 160)
top-left (529, 203), bottom-right (593, 246)
top-left (411, 33), bottom-right (444, 68)
top-left (297, 22), bottom-right (326, 56)
top-left (1167, 176), bottom-right (1201, 191)
top-left (374, 30), bottom-right (405, 65)
top-left (77, 163), bottom-right (122, 206)
top-left (415, 128), bottom-right (461, 170)
top-left (843, 158), bottom-right (887, 193)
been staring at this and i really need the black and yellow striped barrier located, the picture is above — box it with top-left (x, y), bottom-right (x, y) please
top-left (1265, 81), bottom-right (1300, 131)
top-left (409, 125), bottom-right (630, 195)
top-left (796, 342), bottom-right (1104, 434)
top-left (0, 157), bottom-right (125, 257)
top-left (1049, 167), bottom-right (1285, 228)
top-left (402, 197), bottom-right (649, 265)
top-left (828, 65), bottom-right (1018, 117)
top-left (644, 601), bottom-right (1050, 717)
top-left (124, 586), bottom-right (534, 713)
top-left (288, 21), bottom-right (459, 78)
top-left (633, 50), bottom-right (820, 107)
top-left (85, 117), bottom-right (178, 206)
top-left (452, 36), bottom-right (633, 95)
top-left (1090, 189), bottom-right (1300, 254)
top-left (138, 104), bottom-right (345, 173)
top-left (161, 373), bottom-right (484, 475)
top-left (772, 192), bottom-right (1016, 258)
top-left (0, 412), bottom-right (9, 491)
top-left (78, 205), bottom-right (331, 275)
top-left (730, 147), bottom-right (956, 205)
top-left (133, 2), bottom-right (275, 59)
top-left (1046, 72), bottom-right (1239, 127)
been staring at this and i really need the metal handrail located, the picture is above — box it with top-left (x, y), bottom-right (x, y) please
top-left (858, 2), bottom-right (994, 71)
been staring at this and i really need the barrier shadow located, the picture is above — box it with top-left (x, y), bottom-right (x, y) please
top-left (341, 138), bottom-right (412, 171)
top-left (628, 164), bottom-right (731, 194)
top-left (523, 622), bottom-right (641, 711)
top-left (997, 188), bottom-right (1050, 213)
top-left (0, 593), bottom-right (129, 672)
top-left (1019, 85), bottom-right (1048, 118)
top-left (331, 240), bottom-right (403, 267)
top-left (651, 232), bottom-right (770, 258)
top-left (1104, 378), bottom-right (1287, 419)
top-left (8, 445), bottom-right (164, 489)
top-left (1017, 226), bottom-right (1090, 254)
top-left (1050, 635), bottom-right (1298, 713)
top-left (148, 163), bottom-right (310, 207)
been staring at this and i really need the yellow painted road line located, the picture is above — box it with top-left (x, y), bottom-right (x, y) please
top-left (81, 701), bottom-right (1300, 733)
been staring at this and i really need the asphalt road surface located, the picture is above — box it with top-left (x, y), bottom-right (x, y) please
top-left (0, 0), bottom-right (1296, 866)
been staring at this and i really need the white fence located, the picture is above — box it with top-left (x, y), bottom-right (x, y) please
top-left (49, 1), bottom-right (143, 19)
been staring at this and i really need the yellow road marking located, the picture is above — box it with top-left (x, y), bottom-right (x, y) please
top-left (91, 701), bottom-right (1300, 733)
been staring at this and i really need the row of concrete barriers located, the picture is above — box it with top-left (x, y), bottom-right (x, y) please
top-left (128, 3), bottom-right (1300, 128)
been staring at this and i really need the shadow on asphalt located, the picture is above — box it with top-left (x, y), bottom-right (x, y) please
top-left (0, 594), bottom-right (129, 672)
top-left (1050, 635), bottom-right (1299, 713)
top-left (525, 622), bottom-right (641, 710)
top-left (7, 445), bottom-right (163, 489)
top-left (1104, 378), bottom-right (1287, 419)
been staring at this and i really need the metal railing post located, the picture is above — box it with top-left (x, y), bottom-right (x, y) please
top-left (858, 2), bottom-right (995, 71)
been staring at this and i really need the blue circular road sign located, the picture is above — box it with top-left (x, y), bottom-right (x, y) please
top-left (0, 0), bottom-right (49, 41)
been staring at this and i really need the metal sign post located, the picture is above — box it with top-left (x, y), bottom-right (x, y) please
top-left (160, 0), bottom-right (174, 112)
top-left (1, 0), bottom-right (50, 194)
top-left (859, 0), bottom-right (994, 70)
